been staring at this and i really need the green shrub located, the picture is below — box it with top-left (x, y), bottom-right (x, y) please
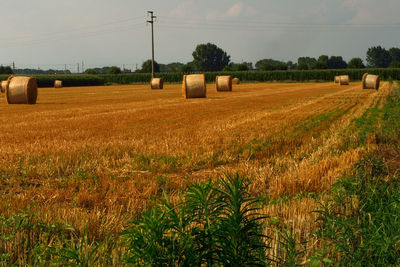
top-left (122, 174), bottom-right (270, 266)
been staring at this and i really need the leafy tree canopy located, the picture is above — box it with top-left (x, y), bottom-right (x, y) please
top-left (297, 57), bottom-right (316, 70)
top-left (366, 46), bottom-right (391, 68)
top-left (389, 47), bottom-right (400, 63)
top-left (255, 59), bottom-right (287, 71)
top-left (192, 43), bottom-right (230, 71)
top-left (347, 58), bottom-right (365, 69)
top-left (224, 62), bottom-right (252, 71)
top-left (0, 66), bottom-right (13, 74)
top-left (140, 59), bottom-right (160, 73)
top-left (327, 56), bottom-right (347, 69)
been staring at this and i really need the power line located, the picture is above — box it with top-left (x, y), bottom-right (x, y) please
top-left (0, 15), bottom-right (145, 43)
top-left (0, 21), bottom-right (145, 46)
top-left (160, 15), bottom-right (400, 28)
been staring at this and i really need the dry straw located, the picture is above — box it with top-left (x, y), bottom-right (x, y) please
top-left (150, 78), bottom-right (164, 89)
top-left (232, 77), bottom-right (240, 84)
top-left (54, 80), bottom-right (63, 88)
top-left (334, 76), bottom-right (340, 83)
top-left (5, 76), bottom-right (38, 104)
top-left (362, 73), bottom-right (380, 90)
top-left (0, 80), bottom-right (7, 93)
top-left (182, 74), bottom-right (206, 98)
top-left (216, 75), bottom-right (232, 92)
top-left (339, 75), bottom-right (350, 85)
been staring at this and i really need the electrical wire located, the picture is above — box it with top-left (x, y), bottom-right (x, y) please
top-left (0, 15), bottom-right (145, 43)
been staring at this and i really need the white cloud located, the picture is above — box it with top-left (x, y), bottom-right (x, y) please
top-left (170, 0), bottom-right (198, 18)
top-left (227, 2), bottom-right (244, 17)
top-left (226, 2), bottom-right (258, 17)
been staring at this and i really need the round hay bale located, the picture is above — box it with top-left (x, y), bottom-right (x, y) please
top-left (0, 80), bottom-right (8, 93)
top-left (216, 75), bottom-right (232, 92)
top-left (362, 73), bottom-right (380, 90)
top-left (6, 76), bottom-right (38, 104)
top-left (150, 77), bottom-right (164, 89)
top-left (232, 77), bottom-right (240, 84)
top-left (54, 80), bottom-right (63, 88)
top-left (182, 74), bottom-right (206, 98)
top-left (339, 75), bottom-right (350, 85)
top-left (334, 76), bottom-right (340, 83)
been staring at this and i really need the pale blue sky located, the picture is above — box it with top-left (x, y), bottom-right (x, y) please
top-left (1, 0), bottom-right (399, 71)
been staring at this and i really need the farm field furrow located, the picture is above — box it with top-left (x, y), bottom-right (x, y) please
top-left (0, 82), bottom-right (389, 259)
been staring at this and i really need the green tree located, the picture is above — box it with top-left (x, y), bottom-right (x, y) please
top-left (312, 55), bottom-right (329, 69)
top-left (166, 62), bottom-right (184, 72)
top-left (140, 60), bottom-right (160, 73)
top-left (224, 62), bottom-right (252, 71)
top-left (297, 57), bottom-right (316, 70)
top-left (327, 56), bottom-right (347, 69)
top-left (389, 47), bottom-right (400, 62)
top-left (179, 64), bottom-right (193, 73)
top-left (192, 43), bottom-right (230, 71)
top-left (255, 59), bottom-right (287, 71)
top-left (105, 66), bottom-right (121, 74)
top-left (347, 58), bottom-right (365, 69)
top-left (366, 46), bottom-right (391, 68)
top-left (389, 61), bottom-right (400, 68)
top-left (85, 68), bottom-right (100, 74)
top-left (0, 66), bottom-right (13, 74)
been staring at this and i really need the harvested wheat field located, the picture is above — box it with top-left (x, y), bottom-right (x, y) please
top-left (0, 81), bottom-right (392, 263)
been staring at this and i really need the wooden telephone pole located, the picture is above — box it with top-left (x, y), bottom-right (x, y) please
top-left (147, 11), bottom-right (156, 78)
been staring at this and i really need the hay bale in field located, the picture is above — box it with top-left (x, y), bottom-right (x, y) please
top-left (232, 77), bottom-right (240, 84)
top-left (0, 80), bottom-right (7, 93)
top-left (334, 76), bottom-right (340, 83)
top-left (5, 76), bottom-right (38, 104)
top-left (216, 75), bottom-right (232, 92)
top-left (362, 73), bottom-right (380, 90)
top-left (182, 74), bottom-right (206, 98)
top-left (339, 75), bottom-right (350, 85)
top-left (54, 80), bottom-right (63, 88)
top-left (150, 77), bottom-right (164, 89)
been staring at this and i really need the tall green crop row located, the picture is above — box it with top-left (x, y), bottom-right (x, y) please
top-left (0, 68), bottom-right (399, 87)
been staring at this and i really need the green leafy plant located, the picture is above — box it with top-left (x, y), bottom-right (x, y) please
top-left (122, 173), bottom-right (270, 266)
top-left (315, 156), bottom-right (400, 266)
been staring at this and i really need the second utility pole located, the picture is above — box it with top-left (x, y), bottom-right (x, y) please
top-left (147, 11), bottom-right (156, 79)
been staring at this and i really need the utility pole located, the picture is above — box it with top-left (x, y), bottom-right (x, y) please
top-left (12, 62), bottom-right (15, 71)
top-left (82, 61), bottom-right (84, 73)
top-left (147, 11), bottom-right (156, 78)
top-left (64, 64), bottom-right (67, 72)
top-left (77, 63), bottom-right (80, 73)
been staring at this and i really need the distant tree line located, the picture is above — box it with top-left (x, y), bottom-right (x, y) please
top-left (84, 66), bottom-right (126, 75)
top-left (8, 44), bottom-right (400, 75)
top-left (129, 44), bottom-right (400, 74)
top-left (14, 69), bottom-right (71, 75)
top-left (0, 66), bottom-right (13, 74)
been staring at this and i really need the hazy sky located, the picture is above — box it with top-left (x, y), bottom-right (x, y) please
top-left (1, 0), bottom-right (399, 71)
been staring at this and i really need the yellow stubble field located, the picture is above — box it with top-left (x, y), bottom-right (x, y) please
top-left (0, 81), bottom-right (390, 245)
